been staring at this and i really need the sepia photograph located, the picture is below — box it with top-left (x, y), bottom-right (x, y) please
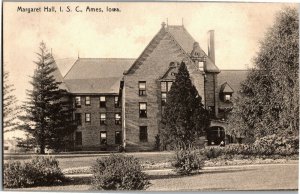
top-left (2, 1), bottom-right (299, 191)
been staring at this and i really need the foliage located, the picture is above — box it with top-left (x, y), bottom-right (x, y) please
top-left (202, 135), bottom-right (298, 159)
top-left (4, 156), bottom-right (65, 188)
top-left (227, 7), bottom-right (299, 138)
top-left (172, 148), bottom-right (205, 175)
top-left (160, 62), bottom-right (210, 149)
top-left (3, 70), bottom-right (21, 133)
top-left (19, 42), bottom-right (76, 154)
top-left (201, 147), bottom-right (223, 159)
top-left (91, 154), bottom-right (150, 190)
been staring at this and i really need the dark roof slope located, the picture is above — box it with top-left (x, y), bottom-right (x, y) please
top-left (64, 77), bottom-right (121, 94)
top-left (63, 58), bottom-right (135, 94)
top-left (64, 58), bottom-right (135, 80)
top-left (218, 70), bottom-right (249, 94)
top-left (167, 25), bottom-right (220, 73)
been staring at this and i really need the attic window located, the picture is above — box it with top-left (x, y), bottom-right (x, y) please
top-left (225, 94), bottom-right (231, 101)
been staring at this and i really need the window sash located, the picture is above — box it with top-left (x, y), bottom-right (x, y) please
top-left (100, 96), bottom-right (106, 102)
top-left (139, 82), bottom-right (146, 89)
top-left (139, 126), bottom-right (148, 142)
top-left (85, 96), bottom-right (91, 105)
top-left (75, 97), bottom-right (81, 107)
top-left (100, 132), bottom-right (107, 145)
top-left (85, 113), bottom-right (91, 122)
top-left (139, 103), bottom-right (147, 110)
top-left (115, 131), bottom-right (122, 144)
top-left (225, 94), bottom-right (231, 101)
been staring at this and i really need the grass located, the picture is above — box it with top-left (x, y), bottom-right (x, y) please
top-left (5, 163), bottom-right (298, 191)
top-left (4, 151), bottom-right (175, 170)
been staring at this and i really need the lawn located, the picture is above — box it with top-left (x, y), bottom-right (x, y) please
top-left (6, 163), bottom-right (298, 191)
top-left (4, 152), bottom-right (175, 170)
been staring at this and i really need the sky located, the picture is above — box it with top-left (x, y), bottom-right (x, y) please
top-left (3, 2), bottom-right (297, 138)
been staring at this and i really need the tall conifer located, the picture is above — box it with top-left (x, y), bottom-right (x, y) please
top-left (161, 62), bottom-right (210, 149)
top-left (19, 42), bottom-right (76, 154)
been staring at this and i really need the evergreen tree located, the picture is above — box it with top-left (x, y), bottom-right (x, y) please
top-left (228, 7), bottom-right (299, 140)
top-left (19, 42), bottom-right (76, 154)
top-left (160, 62), bottom-right (210, 149)
top-left (3, 70), bottom-right (21, 133)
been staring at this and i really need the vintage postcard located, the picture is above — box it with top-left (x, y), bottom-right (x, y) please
top-left (2, 1), bottom-right (299, 191)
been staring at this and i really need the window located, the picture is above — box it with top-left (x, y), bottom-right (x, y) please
top-left (75, 96), bottom-right (81, 108)
top-left (4, 146), bottom-right (9, 150)
top-left (115, 113), bottom-right (121, 125)
top-left (161, 92), bottom-right (167, 106)
top-left (139, 81), bottom-right (146, 96)
top-left (85, 113), bottom-right (91, 123)
top-left (100, 113), bottom-right (106, 125)
top-left (225, 94), bottom-right (231, 101)
top-left (139, 102), bottom-right (147, 118)
top-left (100, 96), bottom-right (106, 108)
top-left (115, 131), bottom-right (122, 144)
top-left (75, 113), bottom-right (82, 126)
top-left (161, 81), bottom-right (173, 93)
top-left (75, 132), bottom-right (82, 146)
top-left (139, 126), bottom-right (148, 142)
top-left (114, 96), bottom-right (119, 108)
top-left (100, 132), bottom-right (107, 145)
top-left (85, 96), bottom-right (91, 105)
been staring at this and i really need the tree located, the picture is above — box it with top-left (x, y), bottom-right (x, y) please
top-left (3, 70), bottom-right (21, 133)
top-left (228, 7), bottom-right (299, 140)
top-left (160, 62), bottom-right (210, 149)
top-left (19, 42), bottom-right (76, 154)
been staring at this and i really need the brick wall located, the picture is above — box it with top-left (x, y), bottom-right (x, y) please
top-left (123, 31), bottom-right (206, 151)
top-left (72, 95), bottom-right (122, 150)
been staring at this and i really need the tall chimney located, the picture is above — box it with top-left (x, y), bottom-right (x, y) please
top-left (207, 30), bottom-right (215, 64)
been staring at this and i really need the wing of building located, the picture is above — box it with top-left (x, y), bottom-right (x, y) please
top-left (53, 23), bottom-right (248, 151)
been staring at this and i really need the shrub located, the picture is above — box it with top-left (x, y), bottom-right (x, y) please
top-left (3, 156), bottom-right (65, 188)
top-left (201, 147), bottom-right (223, 159)
top-left (172, 149), bottom-right (205, 175)
top-left (91, 154), bottom-right (150, 190)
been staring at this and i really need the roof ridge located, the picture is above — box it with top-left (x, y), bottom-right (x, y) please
top-left (125, 28), bottom-right (165, 74)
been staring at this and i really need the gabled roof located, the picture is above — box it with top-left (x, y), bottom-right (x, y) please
top-left (65, 58), bottom-right (135, 80)
top-left (62, 58), bottom-right (135, 94)
top-left (125, 24), bottom-right (220, 75)
top-left (64, 77), bottom-right (121, 94)
top-left (54, 57), bottom-right (77, 77)
top-left (52, 60), bottom-right (69, 91)
top-left (220, 82), bottom-right (234, 93)
top-left (167, 25), bottom-right (220, 73)
top-left (218, 70), bottom-right (249, 95)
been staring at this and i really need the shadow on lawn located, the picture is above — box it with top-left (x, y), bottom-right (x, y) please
top-left (148, 168), bottom-right (256, 180)
top-left (64, 177), bottom-right (91, 186)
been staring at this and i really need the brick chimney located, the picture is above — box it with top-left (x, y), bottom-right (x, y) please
top-left (207, 30), bottom-right (215, 64)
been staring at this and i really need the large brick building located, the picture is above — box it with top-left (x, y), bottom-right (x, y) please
top-left (53, 23), bottom-right (247, 151)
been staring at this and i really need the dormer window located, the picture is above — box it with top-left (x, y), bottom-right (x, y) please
top-left (225, 94), bottom-right (231, 101)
